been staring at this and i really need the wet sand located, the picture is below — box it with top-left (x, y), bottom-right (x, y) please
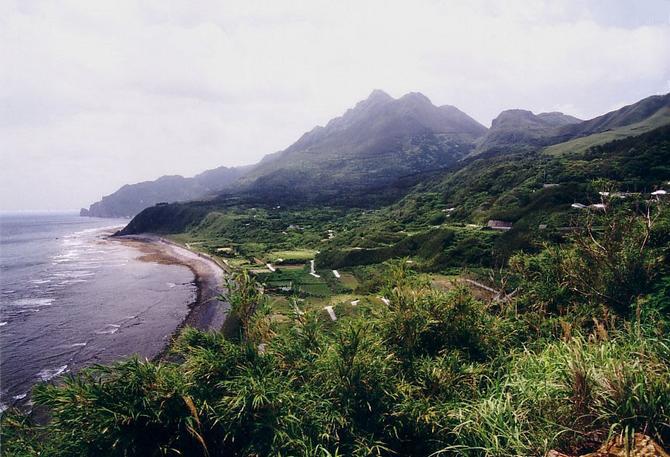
top-left (114, 235), bottom-right (230, 334)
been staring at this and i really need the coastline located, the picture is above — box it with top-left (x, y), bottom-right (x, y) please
top-left (112, 234), bottom-right (231, 342)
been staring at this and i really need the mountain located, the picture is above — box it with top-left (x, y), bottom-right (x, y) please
top-left (234, 90), bottom-right (487, 203)
top-left (80, 165), bottom-right (248, 218)
top-left (475, 109), bottom-right (582, 154)
top-left (476, 93), bottom-right (670, 156)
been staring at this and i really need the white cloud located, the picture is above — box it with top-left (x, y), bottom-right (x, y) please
top-left (1, 0), bottom-right (669, 210)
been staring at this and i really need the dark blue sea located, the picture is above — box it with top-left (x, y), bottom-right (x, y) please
top-left (0, 212), bottom-right (196, 412)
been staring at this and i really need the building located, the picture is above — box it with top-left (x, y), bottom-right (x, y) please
top-left (486, 220), bottom-right (513, 230)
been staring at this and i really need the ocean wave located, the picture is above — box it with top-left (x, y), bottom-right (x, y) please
top-left (95, 324), bottom-right (120, 335)
top-left (12, 393), bottom-right (27, 400)
top-left (58, 279), bottom-right (88, 285)
top-left (0, 322), bottom-right (7, 327)
top-left (37, 364), bottom-right (68, 382)
top-left (69, 226), bottom-right (122, 238)
top-left (30, 279), bottom-right (52, 284)
top-left (61, 239), bottom-right (84, 247)
top-left (52, 251), bottom-right (80, 261)
top-left (53, 271), bottom-right (94, 278)
top-left (77, 262), bottom-right (103, 268)
top-left (12, 298), bottom-right (54, 307)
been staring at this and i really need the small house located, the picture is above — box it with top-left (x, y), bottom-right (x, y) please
top-left (571, 203), bottom-right (587, 209)
top-left (486, 220), bottom-right (513, 231)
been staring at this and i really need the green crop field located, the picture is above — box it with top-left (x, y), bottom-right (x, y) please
top-left (267, 249), bottom-right (318, 263)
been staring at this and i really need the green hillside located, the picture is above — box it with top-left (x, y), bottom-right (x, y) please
top-left (544, 105), bottom-right (670, 156)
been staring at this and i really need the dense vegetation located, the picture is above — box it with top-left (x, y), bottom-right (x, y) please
top-left (3, 203), bottom-right (669, 456)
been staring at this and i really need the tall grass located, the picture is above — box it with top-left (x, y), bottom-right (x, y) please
top-left (438, 324), bottom-right (670, 456)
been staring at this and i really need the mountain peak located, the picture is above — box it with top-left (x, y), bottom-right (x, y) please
top-left (399, 91), bottom-right (432, 105)
top-left (347, 89), bottom-right (394, 115)
top-left (367, 89), bottom-right (393, 102)
top-left (536, 111), bottom-right (582, 127)
top-left (492, 109), bottom-right (536, 124)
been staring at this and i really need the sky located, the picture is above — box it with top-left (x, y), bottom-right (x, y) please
top-left (1, 0), bottom-right (669, 211)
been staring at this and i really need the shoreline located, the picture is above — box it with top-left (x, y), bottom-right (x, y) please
top-left (112, 234), bottom-right (231, 349)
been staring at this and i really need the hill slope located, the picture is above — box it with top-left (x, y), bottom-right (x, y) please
top-left (379, 123), bottom-right (670, 258)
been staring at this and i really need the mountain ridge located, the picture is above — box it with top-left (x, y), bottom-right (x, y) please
top-left (86, 91), bottom-right (669, 220)
top-left (80, 165), bottom-right (249, 218)
top-left (475, 93), bottom-right (669, 155)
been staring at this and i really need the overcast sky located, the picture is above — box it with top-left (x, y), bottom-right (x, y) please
top-left (1, 0), bottom-right (669, 211)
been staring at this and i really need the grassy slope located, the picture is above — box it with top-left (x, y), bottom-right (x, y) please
top-left (387, 123), bottom-right (670, 231)
top-left (543, 106), bottom-right (670, 156)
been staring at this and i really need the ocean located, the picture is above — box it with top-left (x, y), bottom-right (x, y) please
top-left (0, 212), bottom-right (196, 412)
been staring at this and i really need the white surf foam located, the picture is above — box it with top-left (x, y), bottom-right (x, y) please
top-left (54, 271), bottom-right (94, 278)
top-left (95, 324), bottom-right (120, 335)
top-left (37, 364), bottom-right (68, 382)
top-left (12, 298), bottom-right (54, 307)
top-left (58, 279), bottom-right (87, 285)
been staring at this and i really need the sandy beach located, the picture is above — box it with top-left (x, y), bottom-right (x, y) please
top-left (114, 234), bottom-right (230, 333)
